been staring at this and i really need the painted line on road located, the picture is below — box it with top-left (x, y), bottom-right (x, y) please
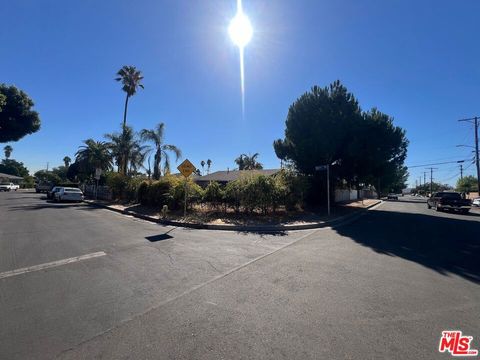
top-left (0, 251), bottom-right (107, 280)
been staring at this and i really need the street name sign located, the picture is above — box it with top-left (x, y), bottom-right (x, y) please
top-left (315, 165), bottom-right (328, 171)
top-left (177, 159), bottom-right (196, 178)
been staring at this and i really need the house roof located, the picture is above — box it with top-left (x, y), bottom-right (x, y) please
top-left (0, 172), bottom-right (24, 181)
top-left (195, 169), bottom-right (281, 183)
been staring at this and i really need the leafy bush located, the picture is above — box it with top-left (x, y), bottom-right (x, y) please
top-left (203, 181), bottom-right (224, 208)
top-left (105, 172), bottom-right (128, 199)
top-left (224, 180), bottom-right (242, 212)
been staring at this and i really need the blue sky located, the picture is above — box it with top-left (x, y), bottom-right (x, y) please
top-left (1, 0), bottom-right (479, 187)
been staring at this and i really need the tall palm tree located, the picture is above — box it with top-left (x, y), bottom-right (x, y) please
top-left (207, 159), bottom-right (212, 174)
top-left (63, 156), bottom-right (71, 167)
top-left (140, 122), bottom-right (182, 180)
top-left (75, 139), bottom-right (112, 174)
top-left (115, 66), bottom-right (144, 129)
top-left (3, 145), bottom-right (12, 159)
top-left (115, 66), bottom-right (144, 175)
top-left (235, 153), bottom-right (263, 170)
top-left (200, 160), bottom-right (205, 175)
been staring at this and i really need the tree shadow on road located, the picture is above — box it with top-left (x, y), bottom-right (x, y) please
top-left (334, 209), bottom-right (480, 284)
top-left (8, 203), bottom-right (99, 211)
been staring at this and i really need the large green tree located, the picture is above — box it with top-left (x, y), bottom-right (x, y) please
top-left (0, 84), bottom-right (41, 143)
top-left (456, 175), bottom-right (478, 193)
top-left (140, 122), bottom-right (181, 179)
top-left (0, 159), bottom-right (29, 177)
top-left (274, 81), bottom-right (408, 198)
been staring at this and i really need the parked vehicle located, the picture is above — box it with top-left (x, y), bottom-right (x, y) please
top-left (427, 192), bottom-right (471, 214)
top-left (47, 186), bottom-right (62, 200)
top-left (472, 197), bottom-right (480, 207)
top-left (35, 182), bottom-right (53, 193)
top-left (0, 182), bottom-right (20, 191)
top-left (387, 193), bottom-right (398, 200)
top-left (54, 187), bottom-right (84, 202)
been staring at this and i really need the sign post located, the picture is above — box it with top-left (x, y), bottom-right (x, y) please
top-left (177, 159), bottom-right (196, 218)
top-left (315, 164), bottom-right (331, 216)
top-left (94, 168), bottom-right (102, 200)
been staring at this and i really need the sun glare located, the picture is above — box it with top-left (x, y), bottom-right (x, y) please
top-left (229, 0), bottom-right (253, 116)
top-left (228, 11), bottom-right (253, 48)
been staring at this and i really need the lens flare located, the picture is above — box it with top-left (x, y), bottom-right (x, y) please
top-left (229, 0), bottom-right (253, 116)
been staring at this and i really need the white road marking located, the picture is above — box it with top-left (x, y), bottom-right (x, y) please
top-left (0, 251), bottom-right (107, 280)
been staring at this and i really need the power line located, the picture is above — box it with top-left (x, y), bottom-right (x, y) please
top-left (407, 159), bottom-right (470, 168)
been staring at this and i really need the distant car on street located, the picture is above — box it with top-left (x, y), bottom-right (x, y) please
top-left (35, 182), bottom-right (53, 193)
top-left (54, 187), bottom-right (84, 202)
top-left (427, 192), bottom-right (471, 214)
top-left (47, 186), bottom-right (62, 200)
top-left (387, 193), bottom-right (398, 200)
top-left (472, 197), bottom-right (480, 207)
top-left (0, 182), bottom-right (20, 191)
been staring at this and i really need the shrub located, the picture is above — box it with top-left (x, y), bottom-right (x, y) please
top-left (224, 180), bottom-right (242, 212)
top-left (148, 180), bottom-right (173, 207)
top-left (105, 172), bottom-right (128, 200)
top-left (203, 181), bottom-right (224, 208)
top-left (137, 181), bottom-right (150, 205)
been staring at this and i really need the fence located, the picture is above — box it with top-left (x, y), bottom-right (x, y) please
top-left (334, 189), bottom-right (378, 203)
top-left (81, 184), bottom-right (112, 201)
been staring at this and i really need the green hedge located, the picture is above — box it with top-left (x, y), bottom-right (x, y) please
top-left (103, 170), bottom-right (308, 215)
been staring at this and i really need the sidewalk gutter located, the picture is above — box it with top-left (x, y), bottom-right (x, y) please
top-left (83, 200), bottom-right (382, 232)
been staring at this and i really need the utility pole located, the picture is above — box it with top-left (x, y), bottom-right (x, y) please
top-left (425, 167), bottom-right (438, 196)
top-left (460, 163), bottom-right (463, 179)
top-left (46, 162), bottom-right (49, 172)
top-left (458, 116), bottom-right (480, 194)
top-left (424, 172), bottom-right (427, 186)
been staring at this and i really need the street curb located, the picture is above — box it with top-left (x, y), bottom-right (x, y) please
top-left (83, 200), bottom-right (382, 232)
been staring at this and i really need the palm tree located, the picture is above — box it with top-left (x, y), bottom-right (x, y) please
top-left (3, 145), bottom-right (12, 159)
top-left (200, 160), bottom-right (206, 175)
top-left (75, 139), bottom-right (112, 174)
top-left (128, 143), bottom-right (151, 175)
top-left (207, 159), bottom-right (212, 174)
top-left (105, 125), bottom-right (140, 174)
top-left (115, 66), bottom-right (144, 175)
top-left (140, 122), bottom-right (182, 180)
top-left (63, 156), bottom-right (71, 167)
top-left (235, 153), bottom-right (263, 170)
top-left (115, 66), bottom-right (144, 129)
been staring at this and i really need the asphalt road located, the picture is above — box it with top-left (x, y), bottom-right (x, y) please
top-left (0, 192), bottom-right (479, 359)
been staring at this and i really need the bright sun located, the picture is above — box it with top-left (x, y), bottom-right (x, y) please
top-left (228, 11), bottom-right (253, 48)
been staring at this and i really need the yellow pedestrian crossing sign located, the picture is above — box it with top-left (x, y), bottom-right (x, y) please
top-left (177, 159), bottom-right (196, 178)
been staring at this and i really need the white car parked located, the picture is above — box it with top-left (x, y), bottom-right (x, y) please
top-left (472, 197), bottom-right (480, 207)
top-left (54, 187), bottom-right (84, 202)
top-left (0, 182), bottom-right (20, 191)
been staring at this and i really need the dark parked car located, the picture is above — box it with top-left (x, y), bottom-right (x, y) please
top-left (427, 192), bottom-right (471, 214)
top-left (387, 193), bottom-right (398, 200)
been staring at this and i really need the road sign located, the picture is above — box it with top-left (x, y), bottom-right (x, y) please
top-left (315, 165), bottom-right (328, 171)
top-left (177, 159), bottom-right (196, 178)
